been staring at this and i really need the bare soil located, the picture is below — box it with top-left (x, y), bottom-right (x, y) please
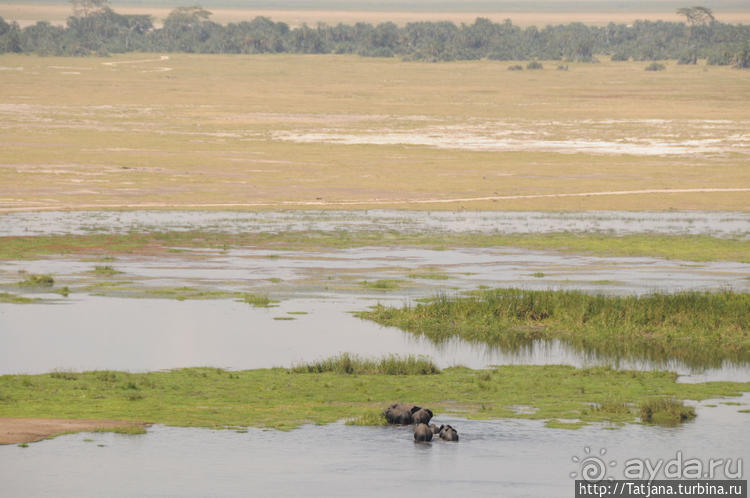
top-left (0, 417), bottom-right (150, 444)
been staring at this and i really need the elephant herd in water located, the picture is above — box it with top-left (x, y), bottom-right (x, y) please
top-left (383, 403), bottom-right (459, 442)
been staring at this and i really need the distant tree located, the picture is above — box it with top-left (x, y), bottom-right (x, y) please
top-left (71, 0), bottom-right (109, 18)
top-left (645, 62), bottom-right (666, 71)
top-left (733, 43), bottom-right (750, 68)
top-left (676, 6), bottom-right (715, 26)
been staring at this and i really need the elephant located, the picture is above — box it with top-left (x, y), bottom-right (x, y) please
top-left (429, 424), bottom-right (441, 434)
top-left (411, 408), bottom-right (433, 425)
top-left (438, 424), bottom-right (459, 442)
top-left (413, 423), bottom-right (433, 442)
top-left (384, 403), bottom-right (419, 425)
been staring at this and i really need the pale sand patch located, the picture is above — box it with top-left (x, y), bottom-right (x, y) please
top-left (0, 418), bottom-right (150, 445)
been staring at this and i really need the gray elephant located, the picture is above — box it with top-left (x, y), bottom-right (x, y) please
top-left (384, 403), bottom-right (418, 425)
top-left (438, 424), bottom-right (459, 442)
top-left (429, 424), bottom-right (441, 434)
top-left (411, 407), bottom-right (433, 425)
top-left (413, 423), bottom-right (433, 442)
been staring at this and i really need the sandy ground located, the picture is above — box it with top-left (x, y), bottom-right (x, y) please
top-left (0, 418), bottom-right (150, 444)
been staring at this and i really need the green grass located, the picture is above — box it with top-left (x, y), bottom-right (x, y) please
top-left (1, 363), bottom-right (747, 431)
top-left (17, 274), bottom-right (54, 287)
top-left (531, 272), bottom-right (546, 278)
top-left (1, 232), bottom-right (748, 263)
top-left (0, 292), bottom-right (38, 304)
top-left (357, 289), bottom-right (750, 368)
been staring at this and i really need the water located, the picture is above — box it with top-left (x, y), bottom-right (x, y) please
top-left (2, 244), bottom-right (749, 379)
top-left (1, 396), bottom-right (747, 497)
top-left (2, 210), bottom-right (749, 239)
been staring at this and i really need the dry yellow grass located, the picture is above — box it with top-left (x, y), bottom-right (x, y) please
top-left (1, 54), bottom-right (748, 211)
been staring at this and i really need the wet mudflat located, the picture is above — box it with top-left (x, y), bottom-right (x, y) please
top-left (2, 210), bottom-right (750, 238)
top-left (1, 396), bottom-right (748, 498)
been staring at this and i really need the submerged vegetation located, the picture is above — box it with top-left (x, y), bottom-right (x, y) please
top-left (1, 231), bottom-right (748, 263)
top-left (0, 362), bottom-right (747, 432)
top-left (358, 289), bottom-right (750, 368)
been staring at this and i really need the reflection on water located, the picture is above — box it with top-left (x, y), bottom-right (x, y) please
top-left (1, 396), bottom-right (747, 498)
top-left (1, 295), bottom-right (748, 382)
top-left (2, 210), bottom-right (749, 239)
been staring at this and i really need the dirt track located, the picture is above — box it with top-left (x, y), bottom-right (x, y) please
top-left (1, 187), bottom-right (748, 213)
top-left (0, 418), bottom-right (150, 444)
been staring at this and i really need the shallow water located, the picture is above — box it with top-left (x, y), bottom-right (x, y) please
top-left (2, 210), bottom-right (749, 239)
top-left (1, 396), bottom-right (747, 498)
top-left (1, 295), bottom-right (749, 382)
top-left (2, 242), bottom-right (749, 380)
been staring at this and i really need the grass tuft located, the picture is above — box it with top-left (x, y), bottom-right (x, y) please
top-left (17, 274), bottom-right (54, 287)
top-left (640, 397), bottom-right (696, 425)
top-left (290, 353), bottom-right (440, 375)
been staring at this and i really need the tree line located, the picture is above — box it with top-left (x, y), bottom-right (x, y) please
top-left (0, 3), bottom-right (748, 67)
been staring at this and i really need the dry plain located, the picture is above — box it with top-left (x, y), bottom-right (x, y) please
top-left (1, 53), bottom-right (749, 212)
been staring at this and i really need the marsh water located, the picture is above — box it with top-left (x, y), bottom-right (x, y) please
top-left (2, 396), bottom-right (748, 497)
top-left (1, 210), bottom-right (749, 495)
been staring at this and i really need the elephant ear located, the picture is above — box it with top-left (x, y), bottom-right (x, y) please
top-left (410, 405), bottom-right (422, 414)
top-left (426, 408), bottom-right (433, 417)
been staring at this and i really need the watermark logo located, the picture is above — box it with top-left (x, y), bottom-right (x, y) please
top-left (571, 447), bottom-right (744, 483)
top-left (570, 447), bottom-right (618, 482)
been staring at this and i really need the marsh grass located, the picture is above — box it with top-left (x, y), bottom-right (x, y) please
top-left (0, 364), bottom-right (747, 430)
top-left (93, 425), bottom-right (147, 435)
top-left (91, 265), bottom-right (122, 276)
top-left (17, 274), bottom-right (54, 287)
top-left (360, 279), bottom-right (402, 290)
top-left (0, 292), bottom-right (37, 304)
top-left (345, 410), bottom-right (388, 426)
top-left (408, 272), bottom-right (450, 280)
top-left (640, 397), bottom-right (696, 425)
top-left (242, 293), bottom-right (276, 307)
top-left (1, 232), bottom-right (749, 264)
top-left (357, 289), bottom-right (750, 368)
top-left (291, 354), bottom-right (440, 375)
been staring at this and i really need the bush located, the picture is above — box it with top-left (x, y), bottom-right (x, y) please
top-left (526, 61), bottom-right (543, 70)
top-left (645, 62), bottom-right (666, 71)
top-left (611, 52), bottom-right (629, 61)
top-left (507, 64), bottom-right (523, 71)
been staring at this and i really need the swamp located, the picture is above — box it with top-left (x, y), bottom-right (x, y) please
top-left (1, 2), bottom-right (749, 494)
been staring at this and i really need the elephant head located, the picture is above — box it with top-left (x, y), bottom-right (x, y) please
top-left (429, 424), bottom-right (441, 434)
top-left (413, 423), bottom-right (433, 442)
